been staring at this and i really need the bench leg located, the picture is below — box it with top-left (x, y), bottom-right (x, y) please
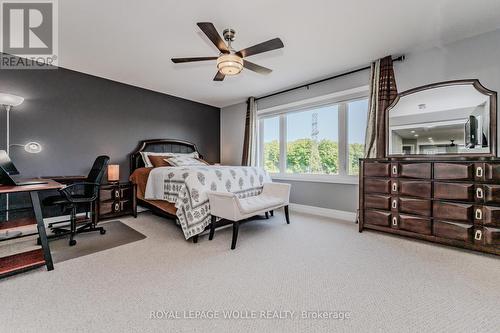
top-left (270, 210), bottom-right (274, 217)
top-left (231, 221), bottom-right (239, 250)
top-left (192, 235), bottom-right (199, 243)
top-left (265, 211), bottom-right (269, 219)
top-left (284, 205), bottom-right (290, 224)
top-left (209, 215), bottom-right (216, 240)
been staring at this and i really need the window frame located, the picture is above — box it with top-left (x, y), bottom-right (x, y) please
top-left (257, 86), bottom-right (369, 184)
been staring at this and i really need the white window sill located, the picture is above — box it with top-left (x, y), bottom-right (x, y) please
top-left (270, 173), bottom-right (359, 185)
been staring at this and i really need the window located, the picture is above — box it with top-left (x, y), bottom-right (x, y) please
top-left (262, 116), bottom-right (280, 173)
top-left (258, 89), bottom-right (369, 183)
top-left (286, 105), bottom-right (339, 175)
top-left (347, 99), bottom-right (369, 175)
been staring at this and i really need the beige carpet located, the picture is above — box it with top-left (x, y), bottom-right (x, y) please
top-left (0, 210), bottom-right (499, 333)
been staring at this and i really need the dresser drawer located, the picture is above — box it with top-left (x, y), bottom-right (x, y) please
top-left (99, 201), bottom-right (120, 215)
top-left (473, 227), bottom-right (500, 246)
top-left (100, 187), bottom-right (121, 201)
top-left (397, 197), bottom-right (431, 216)
top-left (364, 210), bottom-right (391, 227)
top-left (433, 220), bottom-right (473, 242)
top-left (473, 205), bottom-right (500, 227)
top-left (364, 163), bottom-right (390, 177)
top-left (434, 163), bottom-right (474, 180)
top-left (398, 214), bottom-right (432, 235)
top-left (120, 187), bottom-right (132, 200)
top-left (397, 180), bottom-right (431, 198)
top-left (99, 188), bottom-right (114, 201)
top-left (120, 199), bottom-right (132, 212)
top-left (365, 195), bottom-right (391, 210)
top-left (395, 163), bottom-right (432, 179)
top-left (475, 163), bottom-right (500, 182)
top-left (100, 200), bottom-right (129, 216)
top-left (483, 227), bottom-right (500, 246)
top-left (364, 178), bottom-right (391, 194)
top-left (434, 182), bottom-right (474, 201)
top-left (433, 201), bottom-right (473, 222)
top-left (476, 184), bottom-right (500, 204)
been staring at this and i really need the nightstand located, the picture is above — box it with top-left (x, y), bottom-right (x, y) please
top-left (96, 182), bottom-right (137, 221)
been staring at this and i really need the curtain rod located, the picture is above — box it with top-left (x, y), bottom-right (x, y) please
top-left (255, 55), bottom-right (405, 101)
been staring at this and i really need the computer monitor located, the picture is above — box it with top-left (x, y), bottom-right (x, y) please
top-left (0, 150), bottom-right (20, 175)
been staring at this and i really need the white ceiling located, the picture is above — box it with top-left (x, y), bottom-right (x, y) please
top-left (391, 84), bottom-right (488, 117)
top-left (55, 0), bottom-right (500, 107)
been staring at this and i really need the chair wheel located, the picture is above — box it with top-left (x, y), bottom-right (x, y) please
top-left (100, 229), bottom-right (106, 235)
top-left (69, 239), bottom-right (77, 246)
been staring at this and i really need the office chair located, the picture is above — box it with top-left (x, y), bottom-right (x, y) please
top-left (43, 155), bottom-right (109, 246)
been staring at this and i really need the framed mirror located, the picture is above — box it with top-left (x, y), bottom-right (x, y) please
top-left (386, 80), bottom-right (497, 157)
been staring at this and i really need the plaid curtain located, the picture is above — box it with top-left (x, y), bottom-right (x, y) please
top-left (241, 97), bottom-right (258, 166)
top-left (364, 56), bottom-right (398, 158)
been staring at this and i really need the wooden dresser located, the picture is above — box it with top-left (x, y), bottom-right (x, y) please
top-left (359, 159), bottom-right (500, 255)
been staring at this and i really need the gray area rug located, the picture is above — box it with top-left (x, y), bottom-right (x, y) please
top-left (50, 220), bottom-right (146, 263)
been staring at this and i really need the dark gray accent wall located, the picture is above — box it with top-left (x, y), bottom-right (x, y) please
top-left (0, 63), bottom-right (220, 180)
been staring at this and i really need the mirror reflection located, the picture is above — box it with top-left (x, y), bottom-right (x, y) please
top-left (388, 83), bottom-right (491, 155)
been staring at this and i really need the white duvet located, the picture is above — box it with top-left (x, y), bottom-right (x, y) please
top-left (145, 165), bottom-right (271, 239)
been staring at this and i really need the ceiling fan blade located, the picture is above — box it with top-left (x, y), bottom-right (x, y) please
top-left (197, 22), bottom-right (230, 54)
top-left (214, 71), bottom-right (225, 81)
top-left (171, 57), bottom-right (218, 63)
top-left (243, 60), bottom-right (272, 74)
top-left (235, 38), bottom-right (284, 58)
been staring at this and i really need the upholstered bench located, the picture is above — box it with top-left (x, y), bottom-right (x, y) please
top-left (207, 182), bottom-right (291, 249)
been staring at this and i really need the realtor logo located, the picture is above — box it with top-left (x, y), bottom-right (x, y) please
top-left (1, 0), bottom-right (58, 69)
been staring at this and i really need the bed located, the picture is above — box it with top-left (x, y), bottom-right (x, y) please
top-left (129, 139), bottom-right (271, 242)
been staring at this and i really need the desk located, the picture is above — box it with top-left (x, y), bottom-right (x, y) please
top-left (41, 175), bottom-right (86, 185)
top-left (0, 180), bottom-right (63, 278)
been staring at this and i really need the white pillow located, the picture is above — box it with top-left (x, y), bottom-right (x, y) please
top-left (166, 156), bottom-right (207, 167)
top-left (140, 151), bottom-right (199, 168)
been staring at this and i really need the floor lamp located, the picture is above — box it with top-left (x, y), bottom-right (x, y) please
top-left (0, 93), bottom-right (24, 240)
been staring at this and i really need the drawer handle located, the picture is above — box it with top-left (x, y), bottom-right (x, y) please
top-left (476, 188), bottom-right (484, 199)
top-left (475, 209), bottom-right (482, 220)
top-left (114, 203), bottom-right (120, 211)
top-left (392, 217), bottom-right (398, 226)
top-left (476, 167), bottom-right (483, 177)
top-left (392, 200), bottom-right (397, 209)
top-left (392, 165), bottom-right (398, 175)
top-left (115, 190), bottom-right (120, 198)
top-left (474, 230), bottom-right (482, 241)
top-left (392, 182), bottom-right (398, 192)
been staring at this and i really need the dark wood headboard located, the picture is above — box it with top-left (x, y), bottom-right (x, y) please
top-left (129, 139), bottom-right (201, 174)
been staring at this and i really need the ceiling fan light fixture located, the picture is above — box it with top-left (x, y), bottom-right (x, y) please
top-left (216, 54), bottom-right (243, 76)
top-left (172, 23), bottom-right (283, 81)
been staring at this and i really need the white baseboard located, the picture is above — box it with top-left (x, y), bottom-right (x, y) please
top-left (289, 203), bottom-right (357, 222)
top-left (47, 204), bottom-right (354, 225)
top-left (134, 203), bottom-right (356, 222)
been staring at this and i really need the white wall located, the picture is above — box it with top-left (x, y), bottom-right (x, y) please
top-left (220, 28), bottom-right (500, 213)
top-left (221, 69), bottom-right (369, 213)
top-left (395, 28), bottom-right (500, 150)
top-left (395, 29), bottom-right (500, 94)
top-left (220, 102), bottom-right (247, 165)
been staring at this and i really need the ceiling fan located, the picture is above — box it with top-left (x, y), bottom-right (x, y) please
top-left (171, 22), bottom-right (284, 81)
